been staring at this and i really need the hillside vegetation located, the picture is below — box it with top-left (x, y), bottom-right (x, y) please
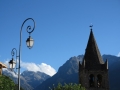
top-left (0, 75), bottom-right (23, 90)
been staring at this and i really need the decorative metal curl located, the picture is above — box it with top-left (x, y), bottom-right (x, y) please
top-left (20, 18), bottom-right (35, 34)
top-left (11, 48), bottom-right (17, 58)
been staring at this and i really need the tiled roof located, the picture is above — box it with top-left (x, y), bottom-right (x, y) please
top-left (0, 62), bottom-right (7, 68)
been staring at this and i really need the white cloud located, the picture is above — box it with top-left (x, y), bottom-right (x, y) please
top-left (3, 60), bottom-right (56, 76)
top-left (38, 63), bottom-right (56, 76)
top-left (3, 68), bottom-right (18, 78)
top-left (117, 52), bottom-right (120, 57)
top-left (21, 61), bottom-right (56, 76)
top-left (21, 62), bottom-right (40, 72)
top-left (3, 60), bottom-right (9, 67)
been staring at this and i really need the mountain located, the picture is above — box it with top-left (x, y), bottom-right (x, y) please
top-left (102, 54), bottom-right (120, 66)
top-left (35, 55), bottom-right (120, 90)
top-left (34, 55), bottom-right (84, 90)
top-left (3, 69), bottom-right (51, 90)
top-left (2, 55), bottom-right (120, 90)
top-left (21, 71), bottom-right (50, 89)
top-left (3, 69), bottom-right (33, 90)
top-left (102, 55), bottom-right (120, 90)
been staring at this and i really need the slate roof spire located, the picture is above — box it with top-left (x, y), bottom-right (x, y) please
top-left (82, 26), bottom-right (104, 70)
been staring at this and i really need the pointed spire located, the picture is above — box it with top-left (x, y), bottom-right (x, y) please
top-left (79, 61), bottom-right (81, 71)
top-left (83, 27), bottom-right (104, 70)
top-left (83, 59), bottom-right (85, 68)
top-left (105, 59), bottom-right (108, 69)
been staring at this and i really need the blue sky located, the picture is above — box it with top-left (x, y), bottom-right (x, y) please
top-left (0, 0), bottom-right (120, 74)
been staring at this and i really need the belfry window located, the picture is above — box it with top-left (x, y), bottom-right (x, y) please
top-left (97, 74), bottom-right (102, 88)
top-left (89, 74), bottom-right (95, 87)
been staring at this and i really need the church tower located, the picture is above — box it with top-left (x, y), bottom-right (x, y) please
top-left (79, 26), bottom-right (109, 90)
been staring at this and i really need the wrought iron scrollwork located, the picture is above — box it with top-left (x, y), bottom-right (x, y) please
top-left (11, 48), bottom-right (17, 58)
top-left (20, 18), bottom-right (35, 34)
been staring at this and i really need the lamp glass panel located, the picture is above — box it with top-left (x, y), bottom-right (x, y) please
top-left (9, 60), bottom-right (16, 69)
top-left (12, 62), bottom-right (16, 68)
top-left (30, 39), bottom-right (34, 47)
top-left (9, 64), bottom-right (12, 68)
top-left (26, 37), bottom-right (34, 48)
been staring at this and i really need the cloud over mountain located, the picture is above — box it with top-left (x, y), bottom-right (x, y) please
top-left (3, 60), bottom-right (56, 76)
top-left (21, 61), bottom-right (56, 76)
top-left (3, 68), bottom-right (18, 78)
top-left (117, 52), bottom-right (120, 57)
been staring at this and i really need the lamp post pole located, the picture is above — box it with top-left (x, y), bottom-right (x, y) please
top-left (11, 48), bottom-right (19, 88)
top-left (18, 18), bottom-right (35, 90)
top-left (9, 18), bottom-right (35, 90)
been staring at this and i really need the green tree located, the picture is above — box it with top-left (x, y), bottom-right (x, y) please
top-left (0, 75), bottom-right (24, 90)
top-left (49, 83), bottom-right (86, 90)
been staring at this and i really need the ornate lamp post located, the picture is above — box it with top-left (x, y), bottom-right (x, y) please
top-left (9, 18), bottom-right (35, 90)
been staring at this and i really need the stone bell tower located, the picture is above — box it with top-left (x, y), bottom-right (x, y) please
top-left (79, 26), bottom-right (109, 90)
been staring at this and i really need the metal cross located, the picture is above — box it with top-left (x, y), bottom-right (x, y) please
top-left (89, 25), bottom-right (93, 30)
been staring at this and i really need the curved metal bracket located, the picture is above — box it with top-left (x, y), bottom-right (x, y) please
top-left (21, 18), bottom-right (35, 35)
top-left (11, 48), bottom-right (17, 58)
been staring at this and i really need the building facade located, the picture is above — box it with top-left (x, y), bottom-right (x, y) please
top-left (79, 28), bottom-right (109, 90)
top-left (0, 62), bottom-right (7, 75)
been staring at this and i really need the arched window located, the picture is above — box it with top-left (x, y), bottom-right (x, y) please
top-left (97, 74), bottom-right (102, 88)
top-left (89, 74), bottom-right (95, 87)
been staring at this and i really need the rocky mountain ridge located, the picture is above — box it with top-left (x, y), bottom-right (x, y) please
top-left (3, 69), bottom-right (51, 90)
top-left (3, 54), bottom-right (120, 90)
top-left (35, 55), bottom-right (120, 90)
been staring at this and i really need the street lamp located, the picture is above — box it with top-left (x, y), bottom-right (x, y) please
top-left (26, 36), bottom-right (34, 49)
top-left (9, 18), bottom-right (35, 90)
top-left (9, 48), bottom-right (17, 70)
top-left (9, 53), bottom-right (16, 70)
